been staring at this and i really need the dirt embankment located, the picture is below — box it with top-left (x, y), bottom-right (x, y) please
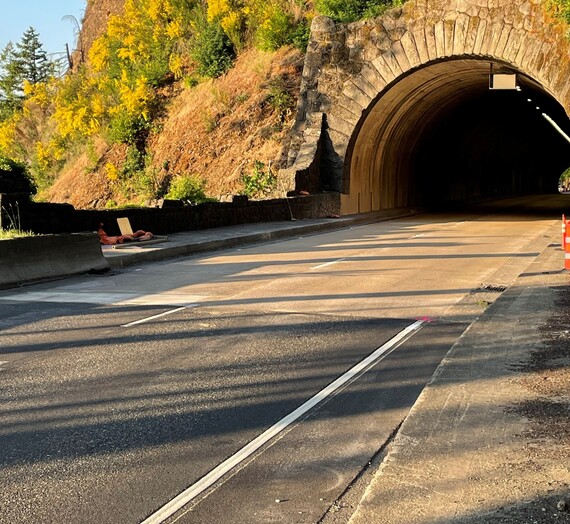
top-left (47, 46), bottom-right (304, 209)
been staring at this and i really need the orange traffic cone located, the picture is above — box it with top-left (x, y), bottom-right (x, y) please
top-left (565, 220), bottom-right (570, 270)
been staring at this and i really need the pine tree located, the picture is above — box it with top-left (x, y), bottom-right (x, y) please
top-left (14, 27), bottom-right (53, 85)
top-left (0, 42), bottom-right (22, 119)
top-left (0, 27), bottom-right (53, 120)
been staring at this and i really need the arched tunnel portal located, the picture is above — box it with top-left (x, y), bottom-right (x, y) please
top-left (346, 58), bottom-right (570, 211)
top-left (284, 4), bottom-right (570, 215)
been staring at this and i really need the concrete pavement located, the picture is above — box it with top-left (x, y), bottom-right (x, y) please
top-left (99, 208), bottom-right (570, 522)
top-left (346, 226), bottom-right (570, 523)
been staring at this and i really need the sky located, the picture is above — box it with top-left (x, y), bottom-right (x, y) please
top-left (0, 0), bottom-right (87, 58)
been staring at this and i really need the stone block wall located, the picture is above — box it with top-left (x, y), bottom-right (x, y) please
top-left (0, 193), bottom-right (341, 236)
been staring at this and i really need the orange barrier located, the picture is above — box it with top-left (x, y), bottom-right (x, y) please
top-left (563, 214), bottom-right (567, 250)
top-left (565, 221), bottom-right (570, 270)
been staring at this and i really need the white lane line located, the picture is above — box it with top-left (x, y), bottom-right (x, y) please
top-left (141, 319), bottom-right (426, 524)
top-left (311, 258), bottom-right (347, 270)
top-left (121, 305), bottom-right (197, 327)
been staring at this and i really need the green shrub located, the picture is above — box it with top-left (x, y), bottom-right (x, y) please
top-left (191, 10), bottom-right (235, 78)
top-left (254, 7), bottom-right (295, 51)
top-left (241, 160), bottom-right (276, 198)
top-left (290, 19), bottom-right (311, 52)
top-left (548, 0), bottom-right (570, 24)
top-left (108, 112), bottom-right (151, 145)
top-left (315, 0), bottom-right (403, 23)
top-left (166, 173), bottom-right (215, 203)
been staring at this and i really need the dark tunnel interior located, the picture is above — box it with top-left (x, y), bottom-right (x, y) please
top-left (413, 85), bottom-right (570, 207)
top-left (344, 59), bottom-right (570, 212)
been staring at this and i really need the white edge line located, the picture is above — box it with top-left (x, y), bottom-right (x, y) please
top-left (121, 305), bottom-right (195, 327)
top-left (141, 319), bottom-right (425, 524)
top-left (311, 258), bottom-right (347, 270)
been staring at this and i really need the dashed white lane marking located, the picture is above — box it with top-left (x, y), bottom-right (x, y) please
top-left (141, 319), bottom-right (426, 524)
top-left (121, 304), bottom-right (197, 327)
top-left (310, 258), bottom-right (347, 270)
top-left (0, 291), bottom-right (207, 307)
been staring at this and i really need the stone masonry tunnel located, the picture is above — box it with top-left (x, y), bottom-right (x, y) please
top-left (284, 1), bottom-right (570, 215)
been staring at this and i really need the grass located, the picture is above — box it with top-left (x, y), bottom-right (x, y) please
top-left (0, 229), bottom-right (35, 239)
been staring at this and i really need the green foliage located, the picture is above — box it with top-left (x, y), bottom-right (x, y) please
top-left (108, 112), bottom-right (151, 145)
top-left (14, 27), bottom-right (53, 85)
top-left (0, 44), bottom-right (22, 119)
top-left (191, 9), bottom-right (235, 78)
top-left (265, 77), bottom-right (295, 123)
top-left (548, 0), bottom-right (570, 24)
top-left (165, 173), bottom-right (215, 203)
top-left (559, 166), bottom-right (570, 187)
top-left (241, 160), bottom-right (276, 198)
top-left (121, 146), bottom-right (146, 179)
top-left (254, 6), bottom-right (295, 51)
top-left (289, 18), bottom-right (311, 52)
top-left (0, 28), bottom-right (54, 121)
top-left (314, 0), bottom-right (403, 22)
top-left (0, 229), bottom-right (35, 239)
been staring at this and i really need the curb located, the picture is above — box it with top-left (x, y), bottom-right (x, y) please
top-left (104, 208), bottom-right (423, 269)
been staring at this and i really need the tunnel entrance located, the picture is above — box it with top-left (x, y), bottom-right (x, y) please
top-left (343, 59), bottom-right (570, 213)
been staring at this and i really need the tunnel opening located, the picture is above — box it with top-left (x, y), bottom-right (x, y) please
top-left (344, 58), bottom-right (570, 214)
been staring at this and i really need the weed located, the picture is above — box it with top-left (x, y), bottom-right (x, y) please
top-left (201, 111), bottom-right (218, 132)
top-left (241, 160), bottom-right (276, 198)
top-left (265, 78), bottom-right (295, 121)
top-left (0, 202), bottom-right (33, 237)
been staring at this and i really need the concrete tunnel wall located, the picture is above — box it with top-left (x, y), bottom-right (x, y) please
top-left (283, 0), bottom-right (570, 215)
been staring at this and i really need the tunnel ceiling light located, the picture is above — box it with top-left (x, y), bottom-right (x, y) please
top-left (542, 113), bottom-right (570, 145)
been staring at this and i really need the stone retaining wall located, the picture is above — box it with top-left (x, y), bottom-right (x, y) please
top-left (0, 193), bottom-right (341, 236)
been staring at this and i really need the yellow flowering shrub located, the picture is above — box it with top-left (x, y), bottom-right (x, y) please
top-left (105, 162), bottom-right (119, 181)
top-left (0, 115), bottom-right (19, 158)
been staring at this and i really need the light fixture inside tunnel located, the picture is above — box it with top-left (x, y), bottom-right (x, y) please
top-left (514, 83), bottom-right (570, 145)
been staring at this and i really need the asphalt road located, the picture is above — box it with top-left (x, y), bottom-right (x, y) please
top-left (0, 211), bottom-right (558, 523)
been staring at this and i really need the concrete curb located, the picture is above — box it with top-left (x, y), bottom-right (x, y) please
top-left (0, 233), bottom-right (110, 289)
top-left (103, 208), bottom-right (423, 269)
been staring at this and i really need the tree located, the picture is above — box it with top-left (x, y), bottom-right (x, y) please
top-left (0, 42), bottom-right (22, 119)
top-left (0, 27), bottom-right (53, 120)
top-left (14, 27), bottom-right (53, 85)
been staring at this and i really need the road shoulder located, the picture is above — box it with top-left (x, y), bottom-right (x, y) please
top-left (348, 230), bottom-right (570, 524)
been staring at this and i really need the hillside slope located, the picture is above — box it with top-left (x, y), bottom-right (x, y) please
top-left (46, 47), bottom-right (303, 208)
